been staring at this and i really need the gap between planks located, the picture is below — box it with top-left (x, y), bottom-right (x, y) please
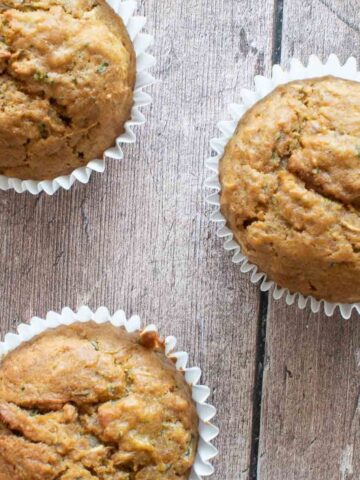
top-left (248, 0), bottom-right (284, 477)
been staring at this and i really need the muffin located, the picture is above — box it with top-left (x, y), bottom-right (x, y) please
top-left (220, 76), bottom-right (360, 303)
top-left (0, 0), bottom-right (136, 180)
top-left (0, 322), bottom-right (198, 479)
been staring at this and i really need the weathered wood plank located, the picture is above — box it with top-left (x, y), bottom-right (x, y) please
top-left (0, 1), bottom-right (275, 478)
top-left (281, 0), bottom-right (360, 62)
top-left (259, 302), bottom-right (360, 480)
top-left (258, 1), bottom-right (360, 479)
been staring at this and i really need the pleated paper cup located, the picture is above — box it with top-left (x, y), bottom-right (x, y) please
top-left (0, 0), bottom-right (156, 195)
top-left (0, 306), bottom-right (219, 479)
top-left (206, 54), bottom-right (360, 319)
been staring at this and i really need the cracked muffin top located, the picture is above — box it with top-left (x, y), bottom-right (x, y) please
top-left (220, 76), bottom-right (360, 303)
top-left (0, 322), bottom-right (198, 479)
top-left (0, 0), bottom-right (136, 180)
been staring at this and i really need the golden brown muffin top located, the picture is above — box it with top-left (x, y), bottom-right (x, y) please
top-left (220, 76), bottom-right (360, 303)
top-left (0, 323), bottom-right (198, 480)
top-left (0, 0), bottom-right (136, 180)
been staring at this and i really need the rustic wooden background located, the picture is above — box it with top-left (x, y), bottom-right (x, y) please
top-left (0, 0), bottom-right (360, 478)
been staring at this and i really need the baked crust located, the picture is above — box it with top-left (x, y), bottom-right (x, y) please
top-left (0, 0), bottom-right (136, 180)
top-left (0, 323), bottom-right (198, 479)
top-left (220, 76), bottom-right (360, 303)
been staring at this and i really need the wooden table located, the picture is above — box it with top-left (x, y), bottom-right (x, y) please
top-left (1, 0), bottom-right (360, 479)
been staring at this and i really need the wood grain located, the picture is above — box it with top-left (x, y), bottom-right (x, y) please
top-left (258, 1), bottom-right (360, 479)
top-left (1, 1), bottom-right (360, 479)
top-left (281, 0), bottom-right (360, 61)
top-left (0, 1), bottom-right (275, 479)
top-left (259, 302), bottom-right (360, 480)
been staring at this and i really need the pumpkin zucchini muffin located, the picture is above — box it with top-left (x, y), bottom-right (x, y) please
top-left (220, 76), bottom-right (360, 303)
top-left (0, 323), bottom-right (198, 479)
top-left (0, 0), bottom-right (136, 180)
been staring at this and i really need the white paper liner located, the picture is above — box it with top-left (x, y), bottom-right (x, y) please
top-left (206, 54), bottom-right (360, 320)
top-left (0, 306), bottom-right (218, 479)
top-left (0, 0), bottom-right (156, 195)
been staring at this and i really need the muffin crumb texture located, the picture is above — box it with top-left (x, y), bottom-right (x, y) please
top-left (0, 323), bottom-right (198, 479)
top-left (0, 0), bottom-right (136, 180)
top-left (220, 76), bottom-right (360, 302)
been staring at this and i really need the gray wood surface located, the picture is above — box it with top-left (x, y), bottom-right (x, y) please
top-left (0, 1), bottom-right (359, 479)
